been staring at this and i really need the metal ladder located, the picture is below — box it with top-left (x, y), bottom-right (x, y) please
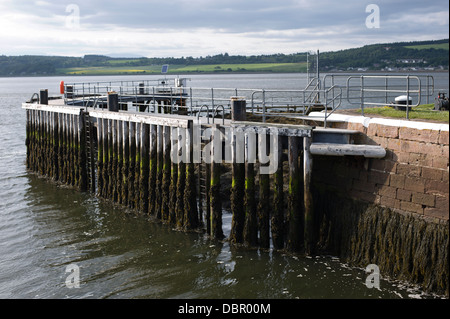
top-left (197, 124), bottom-right (210, 226)
top-left (82, 111), bottom-right (95, 192)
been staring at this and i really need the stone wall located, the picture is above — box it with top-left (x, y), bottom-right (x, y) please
top-left (311, 114), bottom-right (449, 222)
top-left (307, 114), bottom-right (449, 295)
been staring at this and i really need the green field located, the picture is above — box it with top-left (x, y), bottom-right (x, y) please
top-left (404, 43), bottom-right (449, 50)
top-left (58, 62), bottom-right (307, 75)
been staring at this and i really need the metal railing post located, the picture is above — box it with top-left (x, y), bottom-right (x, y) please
top-left (211, 88), bottom-right (215, 111)
top-left (189, 88), bottom-right (193, 116)
top-left (406, 75), bottom-right (410, 120)
top-left (262, 89), bottom-right (266, 123)
top-left (360, 75), bottom-right (364, 117)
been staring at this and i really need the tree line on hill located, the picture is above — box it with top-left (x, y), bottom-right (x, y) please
top-left (0, 39), bottom-right (447, 76)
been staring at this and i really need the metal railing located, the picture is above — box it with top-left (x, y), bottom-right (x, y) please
top-left (63, 73), bottom-right (435, 124)
top-left (64, 79), bottom-right (330, 122)
top-left (322, 74), bottom-right (435, 120)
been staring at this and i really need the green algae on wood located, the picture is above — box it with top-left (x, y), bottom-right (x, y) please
top-left (210, 125), bottom-right (224, 240)
top-left (271, 135), bottom-right (284, 250)
top-left (161, 125), bottom-right (172, 222)
top-left (148, 124), bottom-right (158, 216)
top-left (286, 136), bottom-right (303, 253)
top-left (230, 128), bottom-right (245, 245)
top-left (183, 124), bottom-right (199, 230)
top-left (139, 123), bottom-right (150, 214)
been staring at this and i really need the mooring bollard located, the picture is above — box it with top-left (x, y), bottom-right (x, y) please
top-left (231, 97), bottom-right (246, 121)
top-left (107, 91), bottom-right (119, 112)
top-left (40, 89), bottom-right (48, 105)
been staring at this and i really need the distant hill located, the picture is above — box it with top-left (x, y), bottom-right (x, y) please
top-left (319, 39), bottom-right (449, 72)
top-left (0, 39), bottom-right (448, 76)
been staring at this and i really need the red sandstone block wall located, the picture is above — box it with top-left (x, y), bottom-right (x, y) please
top-left (320, 119), bottom-right (449, 221)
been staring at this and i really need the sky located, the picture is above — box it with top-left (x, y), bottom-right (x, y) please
top-left (0, 0), bottom-right (448, 58)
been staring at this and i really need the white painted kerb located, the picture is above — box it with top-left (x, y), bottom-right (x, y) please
top-left (308, 112), bottom-right (449, 132)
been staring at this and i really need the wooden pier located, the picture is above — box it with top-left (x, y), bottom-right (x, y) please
top-left (23, 87), bottom-right (385, 254)
top-left (23, 82), bottom-right (450, 297)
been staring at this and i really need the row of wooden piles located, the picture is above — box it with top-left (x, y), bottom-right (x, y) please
top-left (25, 107), bottom-right (315, 254)
top-left (25, 108), bottom-right (88, 191)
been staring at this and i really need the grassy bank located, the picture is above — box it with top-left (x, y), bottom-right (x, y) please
top-left (360, 104), bottom-right (449, 122)
top-left (57, 62), bottom-right (307, 75)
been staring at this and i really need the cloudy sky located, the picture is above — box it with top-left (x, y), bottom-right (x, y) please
top-left (0, 0), bottom-right (448, 57)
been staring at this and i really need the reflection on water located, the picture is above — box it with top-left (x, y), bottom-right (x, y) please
top-left (0, 173), bottom-right (432, 299)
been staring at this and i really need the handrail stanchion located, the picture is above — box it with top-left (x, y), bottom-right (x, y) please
top-left (406, 75), bottom-right (410, 120)
top-left (360, 75), bottom-right (364, 117)
top-left (262, 89), bottom-right (266, 123)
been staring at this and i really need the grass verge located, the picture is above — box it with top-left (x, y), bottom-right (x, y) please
top-left (361, 104), bottom-right (449, 123)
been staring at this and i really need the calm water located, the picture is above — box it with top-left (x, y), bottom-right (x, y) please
top-left (0, 73), bottom-right (448, 299)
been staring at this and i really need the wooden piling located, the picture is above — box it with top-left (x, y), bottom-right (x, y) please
top-left (128, 121), bottom-right (136, 209)
top-left (148, 124), bottom-right (157, 216)
top-left (59, 112), bottom-right (65, 183)
top-left (175, 127), bottom-right (186, 229)
top-left (117, 119), bottom-right (123, 203)
top-left (68, 114), bottom-right (73, 185)
top-left (96, 117), bottom-right (104, 197)
top-left (122, 121), bottom-right (129, 206)
top-left (134, 122), bottom-right (141, 210)
top-left (155, 125), bottom-right (164, 218)
top-left (210, 125), bottom-right (224, 240)
top-left (78, 112), bottom-right (87, 192)
top-left (303, 136), bottom-right (315, 254)
top-left (271, 134), bottom-right (284, 250)
top-left (184, 122), bottom-right (199, 230)
top-left (139, 123), bottom-right (150, 214)
top-left (243, 131), bottom-right (258, 247)
top-left (286, 136), bottom-right (303, 252)
top-left (168, 126), bottom-right (178, 225)
top-left (257, 132), bottom-right (271, 249)
top-left (161, 125), bottom-right (172, 222)
top-left (230, 127), bottom-right (245, 245)
top-left (205, 161), bottom-right (211, 235)
top-left (111, 120), bottom-right (118, 201)
top-left (108, 119), bottom-right (114, 200)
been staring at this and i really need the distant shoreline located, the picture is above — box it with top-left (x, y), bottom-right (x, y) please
top-left (1, 69), bottom-right (448, 79)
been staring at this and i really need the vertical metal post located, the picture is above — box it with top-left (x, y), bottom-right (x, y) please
top-left (385, 75), bottom-right (388, 105)
top-left (316, 49), bottom-right (320, 103)
top-left (211, 88), bottom-right (215, 112)
top-left (307, 51), bottom-right (309, 84)
top-left (189, 88), bottom-right (193, 116)
top-left (406, 75), bottom-right (410, 120)
top-left (360, 75), bottom-right (365, 116)
top-left (262, 89), bottom-right (266, 123)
